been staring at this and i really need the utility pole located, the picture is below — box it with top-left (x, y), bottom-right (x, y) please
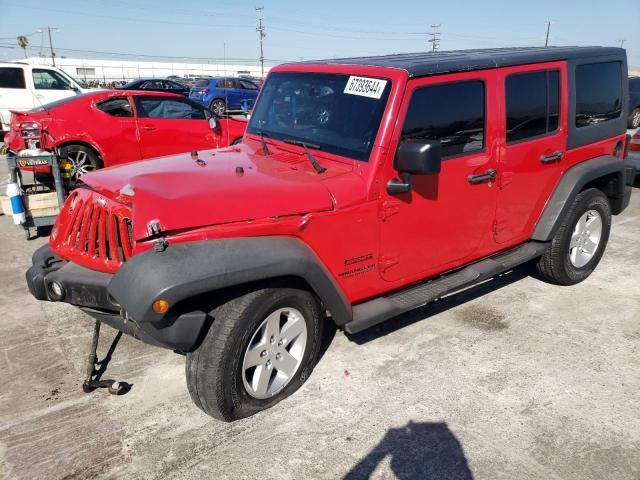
top-left (428, 24), bottom-right (441, 53)
top-left (38, 27), bottom-right (59, 66)
top-left (17, 35), bottom-right (28, 58)
top-left (616, 39), bottom-right (626, 48)
top-left (545, 21), bottom-right (551, 47)
top-left (256, 6), bottom-right (266, 77)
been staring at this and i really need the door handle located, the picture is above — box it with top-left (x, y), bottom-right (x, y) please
top-left (142, 125), bottom-right (156, 131)
top-left (540, 150), bottom-right (564, 164)
top-left (468, 169), bottom-right (497, 184)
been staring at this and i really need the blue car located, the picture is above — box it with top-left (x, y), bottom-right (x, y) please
top-left (189, 77), bottom-right (260, 115)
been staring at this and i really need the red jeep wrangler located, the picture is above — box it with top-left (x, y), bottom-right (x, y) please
top-left (27, 47), bottom-right (634, 421)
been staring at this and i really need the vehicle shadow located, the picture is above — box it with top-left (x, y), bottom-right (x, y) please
top-left (344, 421), bottom-right (473, 480)
top-left (347, 265), bottom-right (532, 345)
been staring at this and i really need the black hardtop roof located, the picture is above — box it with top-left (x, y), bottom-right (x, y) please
top-left (293, 46), bottom-right (624, 77)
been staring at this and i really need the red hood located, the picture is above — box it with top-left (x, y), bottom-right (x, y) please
top-left (82, 144), bottom-right (357, 240)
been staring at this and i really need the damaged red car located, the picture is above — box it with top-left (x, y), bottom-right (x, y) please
top-left (4, 90), bottom-right (248, 181)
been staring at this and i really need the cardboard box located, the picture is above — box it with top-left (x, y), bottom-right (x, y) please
top-left (0, 193), bottom-right (60, 218)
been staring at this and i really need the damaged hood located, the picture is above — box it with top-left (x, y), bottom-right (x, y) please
top-left (82, 146), bottom-right (347, 240)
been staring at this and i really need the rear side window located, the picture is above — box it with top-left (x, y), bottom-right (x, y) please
top-left (135, 97), bottom-right (207, 120)
top-left (575, 62), bottom-right (622, 128)
top-left (96, 98), bottom-right (133, 117)
top-left (506, 70), bottom-right (560, 143)
top-left (195, 79), bottom-right (209, 87)
top-left (401, 80), bottom-right (485, 158)
top-left (0, 67), bottom-right (26, 89)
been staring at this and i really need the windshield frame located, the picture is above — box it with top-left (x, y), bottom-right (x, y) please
top-left (247, 71), bottom-right (393, 163)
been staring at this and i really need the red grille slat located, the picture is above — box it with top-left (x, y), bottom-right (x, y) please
top-left (108, 213), bottom-right (119, 262)
top-left (98, 208), bottom-right (107, 261)
top-left (68, 199), bottom-right (85, 245)
top-left (51, 189), bottom-right (133, 274)
top-left (118, 217), bottom-right (132, 259)
top-left (87, 206), bottom-right (101, 257)
top-left (78, 203), bottom-right (94, 253)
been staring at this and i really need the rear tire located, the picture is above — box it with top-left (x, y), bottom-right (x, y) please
top-left (210, 98), bottom-right (226, 116)
top-left (231, 137), bottom-right (243, 145)
top-left (536, 188), bottom-right (611, 285)
top-left (59, 144), bottom-right (102, 183)
top-left (186, 287), bottom-right (323, 421)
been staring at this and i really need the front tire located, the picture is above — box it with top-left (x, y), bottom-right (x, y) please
top-left (186, 287), bottom-right (323, 421)
top-left (536, 188), bottom-right (611, 285)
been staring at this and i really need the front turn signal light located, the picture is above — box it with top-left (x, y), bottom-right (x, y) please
top-left (152, 299), bottom-right (170, 314)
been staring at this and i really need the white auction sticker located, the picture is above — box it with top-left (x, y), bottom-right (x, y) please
top-left (343, 76), bottom-right (388, 99)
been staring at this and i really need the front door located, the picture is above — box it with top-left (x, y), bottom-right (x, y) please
top-left (494, 62), bottom-right (566, 244)
top-left (31, 68), bottom-right (79, 106)
top-left (134, 95), bottom-right (216, 159)
top-left (379, 71), bottom-right (500, 283)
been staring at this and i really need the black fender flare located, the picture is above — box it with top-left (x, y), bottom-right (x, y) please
top-left (108, 236), bottom-right (352, 326)
top-left (532, 155), bottom-right (628, 241)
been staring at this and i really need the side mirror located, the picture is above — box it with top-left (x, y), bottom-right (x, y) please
top-left (388, 139), bottom-right (442, 194)
top-left (208, 117), bottom-right (220, 131)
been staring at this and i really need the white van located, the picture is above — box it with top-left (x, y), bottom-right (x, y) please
top-left (0, 62), bottom-right (87, 136)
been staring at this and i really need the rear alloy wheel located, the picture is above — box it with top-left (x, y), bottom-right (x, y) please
top-left (186, 287), bottom-right (323, 421)
top-left (629, 108), bottom-right (640, 129)
top-left (210, 99), bottom-right (226, 116)
top-left (60, 145), bottom-right (102, 182)
top-left (536, 188), bottom-right (611, 285)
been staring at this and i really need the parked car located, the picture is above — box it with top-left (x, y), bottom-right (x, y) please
top-left (0, 62), bottom-right (88, 138)
top-left (116, 78), bottom-right (190, 97)
top-left (5, 90), bottom-right (247, 181)
top-left (629, 76), bottom-right (640, 128)
top-left (189, 76), bottom-right (260, 115)
top-left (27, 47), bottom-right (634, 421)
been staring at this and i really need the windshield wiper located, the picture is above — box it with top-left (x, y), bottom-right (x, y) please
top-left (282, 139), bottom-right (326, 174)
top-left (252, 130), bottom-right (271, 156)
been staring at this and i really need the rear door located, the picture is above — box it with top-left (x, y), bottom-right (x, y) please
top-left (0, 67), bottom-right (32, 129)
top-left (494, 61), bottom-right (566, 244)
top-left (134, 95), bottom-right (216, 158)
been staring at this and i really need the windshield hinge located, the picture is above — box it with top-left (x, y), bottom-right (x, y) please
top-left (378, 200), bottom-right (401, 221)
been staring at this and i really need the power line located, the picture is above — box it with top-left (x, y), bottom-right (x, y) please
top-left (617, 39), bottom-right (626, 48)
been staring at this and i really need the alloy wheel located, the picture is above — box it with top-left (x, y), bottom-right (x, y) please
top-left (242, 307), bottom-right (307, 399)
top-left (66, 150), bottom-right (96, 180)
top-left (569, 209), bottom-right (603, 268)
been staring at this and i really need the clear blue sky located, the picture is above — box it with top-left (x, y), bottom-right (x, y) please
top-left (1, 0), bottom-right (638, 68)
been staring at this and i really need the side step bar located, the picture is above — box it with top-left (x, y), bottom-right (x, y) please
top-left (344, 241), bottom-right (550, 334)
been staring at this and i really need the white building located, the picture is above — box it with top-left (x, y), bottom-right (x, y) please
top-left (18, 56), bottom-right (271, 83)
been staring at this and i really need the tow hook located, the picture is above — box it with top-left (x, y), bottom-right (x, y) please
top-left (81, 320), bottom-right (129, 396)
top-left (153, 237), bottom-right (168, 252)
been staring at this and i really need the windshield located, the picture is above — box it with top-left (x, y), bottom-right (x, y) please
top-left (247, 72), bottom-right (391, 161)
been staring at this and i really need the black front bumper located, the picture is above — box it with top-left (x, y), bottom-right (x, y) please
top-left (26, 245), bottom-right (208, 351)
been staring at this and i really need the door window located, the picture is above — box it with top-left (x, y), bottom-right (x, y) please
top-left (401, 80), bottom-right (485, 158)
top-left (96, 98), bottom-right (133, 117)
top-left (505, 70), bottom-right (560, 143)
top-left (135, 97), bottom-right (206, 119)
top-left (239, 80), bottom-right (258, 90)
top-left (575, 62), bottom-right (622, 127)
top-left (32, 69), bottom-right (74, 90)
top-left (0, 67), bottom-right (26, 88)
